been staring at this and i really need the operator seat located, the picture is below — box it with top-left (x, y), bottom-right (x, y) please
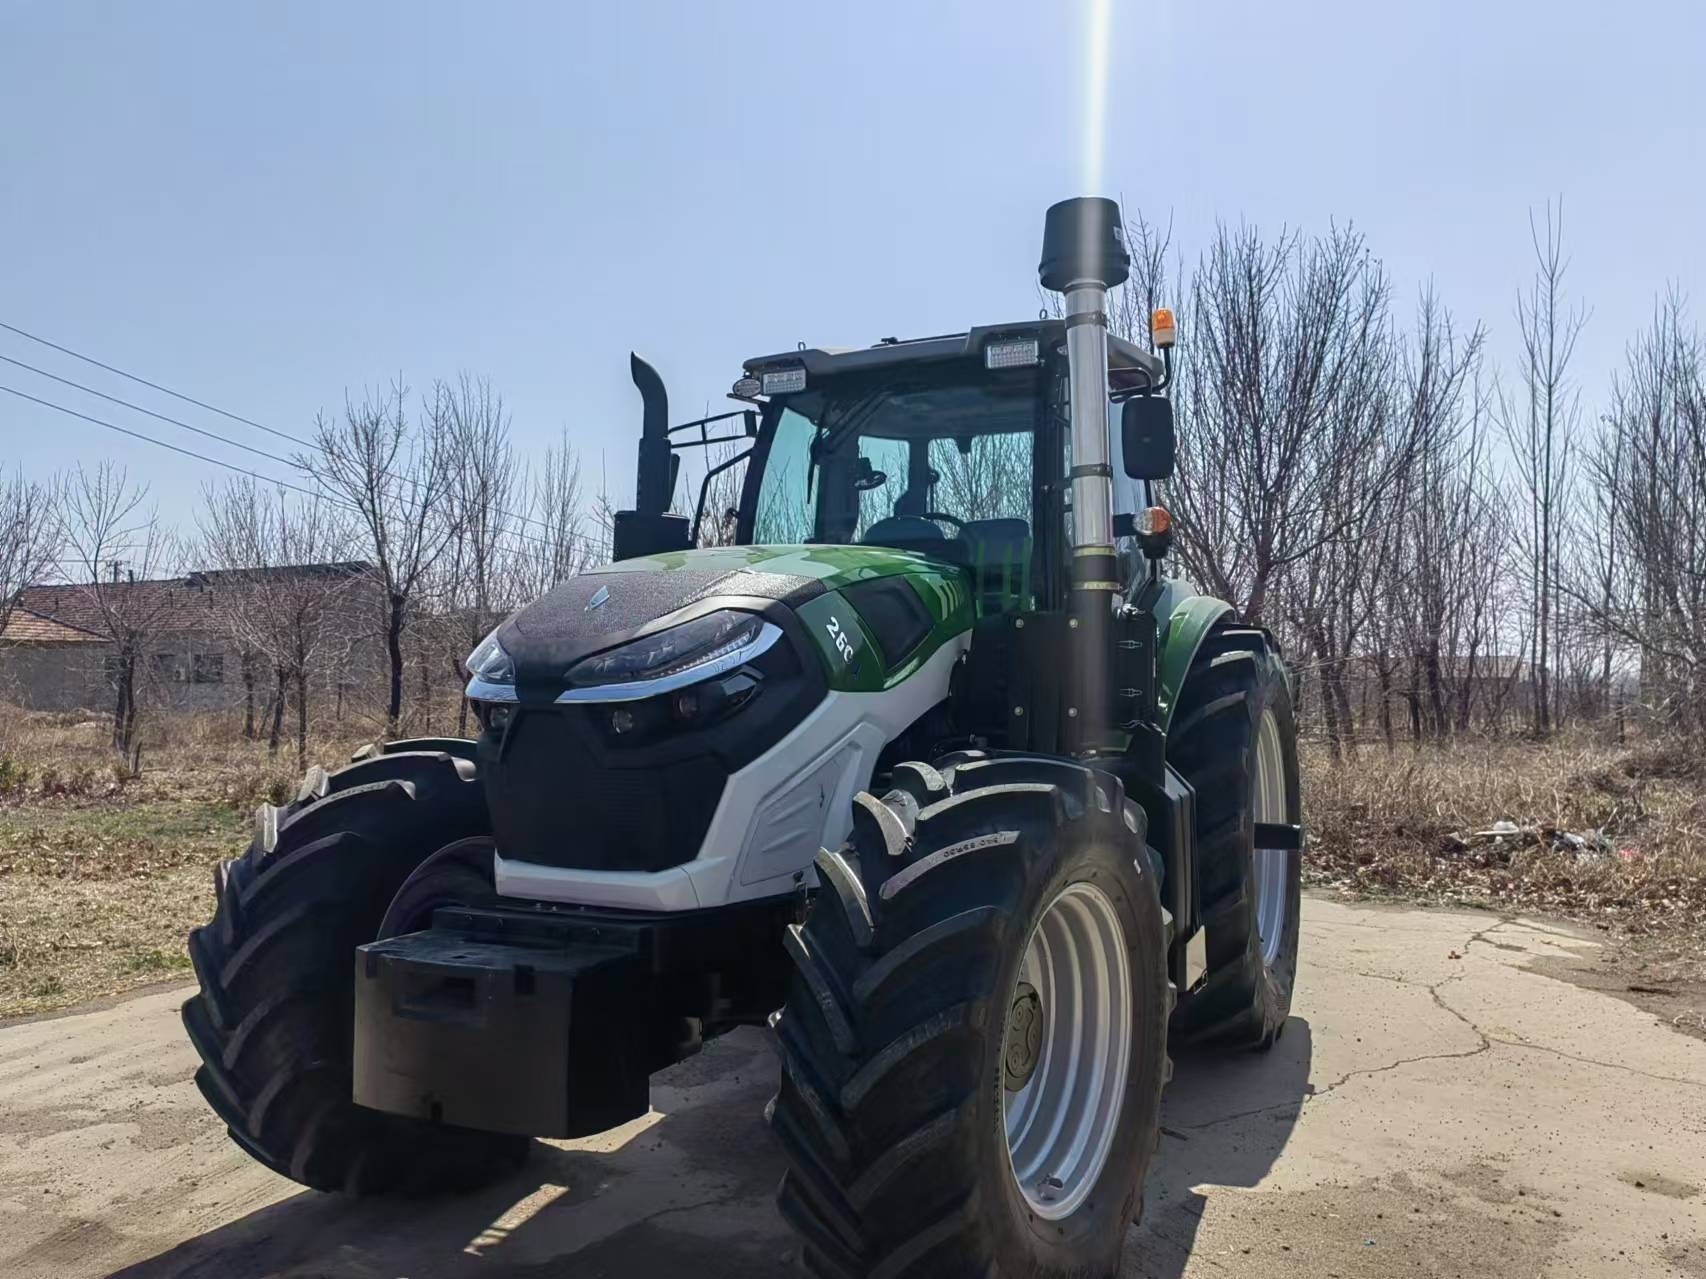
top-left (861, 515), bottom-right (947, 547)
top-left (859, 516), bottom-right (972, 566)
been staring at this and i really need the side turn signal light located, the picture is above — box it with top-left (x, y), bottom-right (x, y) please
top-left (1137, 506), bottom-right (1171, 536)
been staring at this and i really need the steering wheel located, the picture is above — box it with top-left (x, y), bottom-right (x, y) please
top-left (920, 511), bottom-right (966, 534)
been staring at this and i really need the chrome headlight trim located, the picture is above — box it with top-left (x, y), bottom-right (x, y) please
top-left (464, 621), bottom-right (783, 706)
top-left (464, 628), bottom-right (515, 685)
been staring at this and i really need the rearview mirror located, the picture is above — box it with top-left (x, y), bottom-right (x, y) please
top-left (1121, 396), bottom-right (1175, 481)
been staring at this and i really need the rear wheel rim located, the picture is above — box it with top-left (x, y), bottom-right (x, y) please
top-left (1001, 881), bottom-right (1131, 1220)
top-left (1253, 708), bottom-right (1290, 966)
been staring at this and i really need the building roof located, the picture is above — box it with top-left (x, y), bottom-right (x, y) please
top-left (183, 561), bottom-right (370, 587)
top-left (0, 607), bottom-right (104, 644)
top-left (2, 562), bottom-right (373, 645)
top-left (7, 579), bottom-right (218, 639)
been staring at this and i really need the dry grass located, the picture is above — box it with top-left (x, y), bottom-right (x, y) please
top-left (1302, 733), bottom-right (1706, 931)
top-left (2, 701), bottom-right (1702, 1021)
top-left (0, 705), bottom-right (374, 1018)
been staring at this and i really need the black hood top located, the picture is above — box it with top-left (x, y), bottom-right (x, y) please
top-left (495, 566), bottom-right (826, 697)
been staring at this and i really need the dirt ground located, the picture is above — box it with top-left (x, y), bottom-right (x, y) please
top-left (1534, 925), bottom-right (1706, 1044)
top-left (2, 893), bottom-right (1703, 1279)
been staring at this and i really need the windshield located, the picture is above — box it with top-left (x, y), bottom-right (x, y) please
top-left (751, 381), bottom-right (1036, 548)
top-left (747, 376), bottom-right (1041, 612)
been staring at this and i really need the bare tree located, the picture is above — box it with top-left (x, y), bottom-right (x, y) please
top-left (1501, 200), bottom-right (1586, 736)
top-left (1390, 293), bottom-right (1487, 740)
top-left (440, 375), bottom-right (518, 733)
top-left (60, 463), bottom-right (177, 769)
top-left (0, 468), bottom-right (60, 639)
top-left (1570, 291), bottom-right (1706, 735)
top-left (1110, 209), bottom-right (1177, 352)
top-left (513, 430), bottom-right (592, 598)
top-left (1106, 216), bottom-right (1556, 752)
top-left (1288, 412), bottom-right (1407, 757)
top-left (298, 380), bottom-right (456, 735)
top-left (1168, 221), bottom-right (1401, 626)
top-left (1443, 366), bottom-right (1512, 734)
top-left (199, 479), bottom-right (356, 767)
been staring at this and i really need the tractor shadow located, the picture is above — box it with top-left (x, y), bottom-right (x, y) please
top-left (1125, 1016), bottom-right (1314, 1277)
top-left (108, 1027), bottom-right (798, 1279)
top-left (108, 1022), bottom-right (1310, 1279)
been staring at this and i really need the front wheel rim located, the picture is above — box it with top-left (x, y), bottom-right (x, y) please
top-left (1252, 708), bottom-right (1290, 967)
top-left (1001, 881), bottom-right (1132, 1220)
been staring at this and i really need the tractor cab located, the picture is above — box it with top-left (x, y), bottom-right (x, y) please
top-left (620, 320), bottom-right (1172, 622)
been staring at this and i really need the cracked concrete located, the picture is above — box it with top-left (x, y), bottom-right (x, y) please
top-left (1129, 899), bottom-right (1706, 1278)
top-left (0, 894), bottom-right (1702, 1277)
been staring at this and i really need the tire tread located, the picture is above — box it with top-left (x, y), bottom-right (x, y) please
top-left (1169, 628), bottom-right (1301, 1051)
top-left (179, 744), bottom-right (526, 1195)
top-left (775, 756), bottom-right (1170, 1277)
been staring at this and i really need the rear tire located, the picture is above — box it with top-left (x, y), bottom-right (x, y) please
top-left (181, 745), bottom-right (528, 1194)
top-left (1167, 627), bottom-right (1302, 1051)
top-left (771, 753), bottom-right (1170, 1278)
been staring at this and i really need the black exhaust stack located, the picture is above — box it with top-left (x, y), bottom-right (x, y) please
top-left (612, 354), bottom-right (691, 561)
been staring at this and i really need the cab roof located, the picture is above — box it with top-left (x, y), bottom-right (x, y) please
top-left (743, 319), bottom-right (1163, 393)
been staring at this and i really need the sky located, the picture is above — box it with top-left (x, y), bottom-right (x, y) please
top-left (2, 0), bottom-right (1701, 574)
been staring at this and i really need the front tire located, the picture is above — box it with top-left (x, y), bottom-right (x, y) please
top-left (180, 743), bottom-right (528, 1194)
top-left (1167, 627), bottom-right (1303, 1051)
top-left (771, 754), bottom-right (1170, 1278)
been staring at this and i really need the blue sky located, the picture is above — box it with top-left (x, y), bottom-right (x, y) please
top-left (2, 0), bottom-right (1700, 556)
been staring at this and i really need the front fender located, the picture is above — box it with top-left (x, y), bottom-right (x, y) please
top-left (1150, 588), bottom-right (1233, 733)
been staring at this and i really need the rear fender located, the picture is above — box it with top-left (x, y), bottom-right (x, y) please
top-left (1137, 585), bottom-right (1231, 991)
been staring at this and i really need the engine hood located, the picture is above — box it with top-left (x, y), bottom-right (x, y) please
top-left (492, 544), bottom-right (971, 698)
top-left (587, 543), bottom-right (958, 592)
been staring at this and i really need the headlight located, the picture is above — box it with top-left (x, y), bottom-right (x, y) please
top-left (568, 610), bottom-right (767, 690)
top-left (465, 629), bottom-right (515, 685)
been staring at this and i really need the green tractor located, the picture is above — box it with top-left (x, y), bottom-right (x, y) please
top-left (181, 197), bottom-right (1302, 1277)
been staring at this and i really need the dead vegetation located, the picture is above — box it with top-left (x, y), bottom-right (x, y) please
top-left (1304, 732), bottom-right (1706, 1040)
top-left (1302, 734), bottom-right (1706, 929)
top-left (1, 700), bottom-right (1702, 1022)
top-left (0, 704), bottom-right (367, 1017)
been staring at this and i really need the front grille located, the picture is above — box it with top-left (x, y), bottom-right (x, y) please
top-left (479, 709), bottom-right (726, 873)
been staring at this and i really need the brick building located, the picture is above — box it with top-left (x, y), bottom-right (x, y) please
top-left (0, 563), bottom-right (380, 714)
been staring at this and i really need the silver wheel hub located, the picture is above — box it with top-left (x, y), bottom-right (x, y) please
top-left (1004, 981), bottom-right (1043, 1090)
top-left (1001, 881), bottom-right (1131, 1220)
top-left (1253, 708), bottom-right (1290, 967)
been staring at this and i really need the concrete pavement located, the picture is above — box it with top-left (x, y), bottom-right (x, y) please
top-left (1, 895), bottom-right (1702, 1278)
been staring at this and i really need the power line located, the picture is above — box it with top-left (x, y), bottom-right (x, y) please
top-left (0, 318), bottom-right (573, 539)
top-left (0, 382), bottom-right (573, 559)
top-left (0, 382), bottom-right (343, 506)
top-left (0, 353), bottom-right (299, 469)
top-left (0, 319), bottom-right (308, 446)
